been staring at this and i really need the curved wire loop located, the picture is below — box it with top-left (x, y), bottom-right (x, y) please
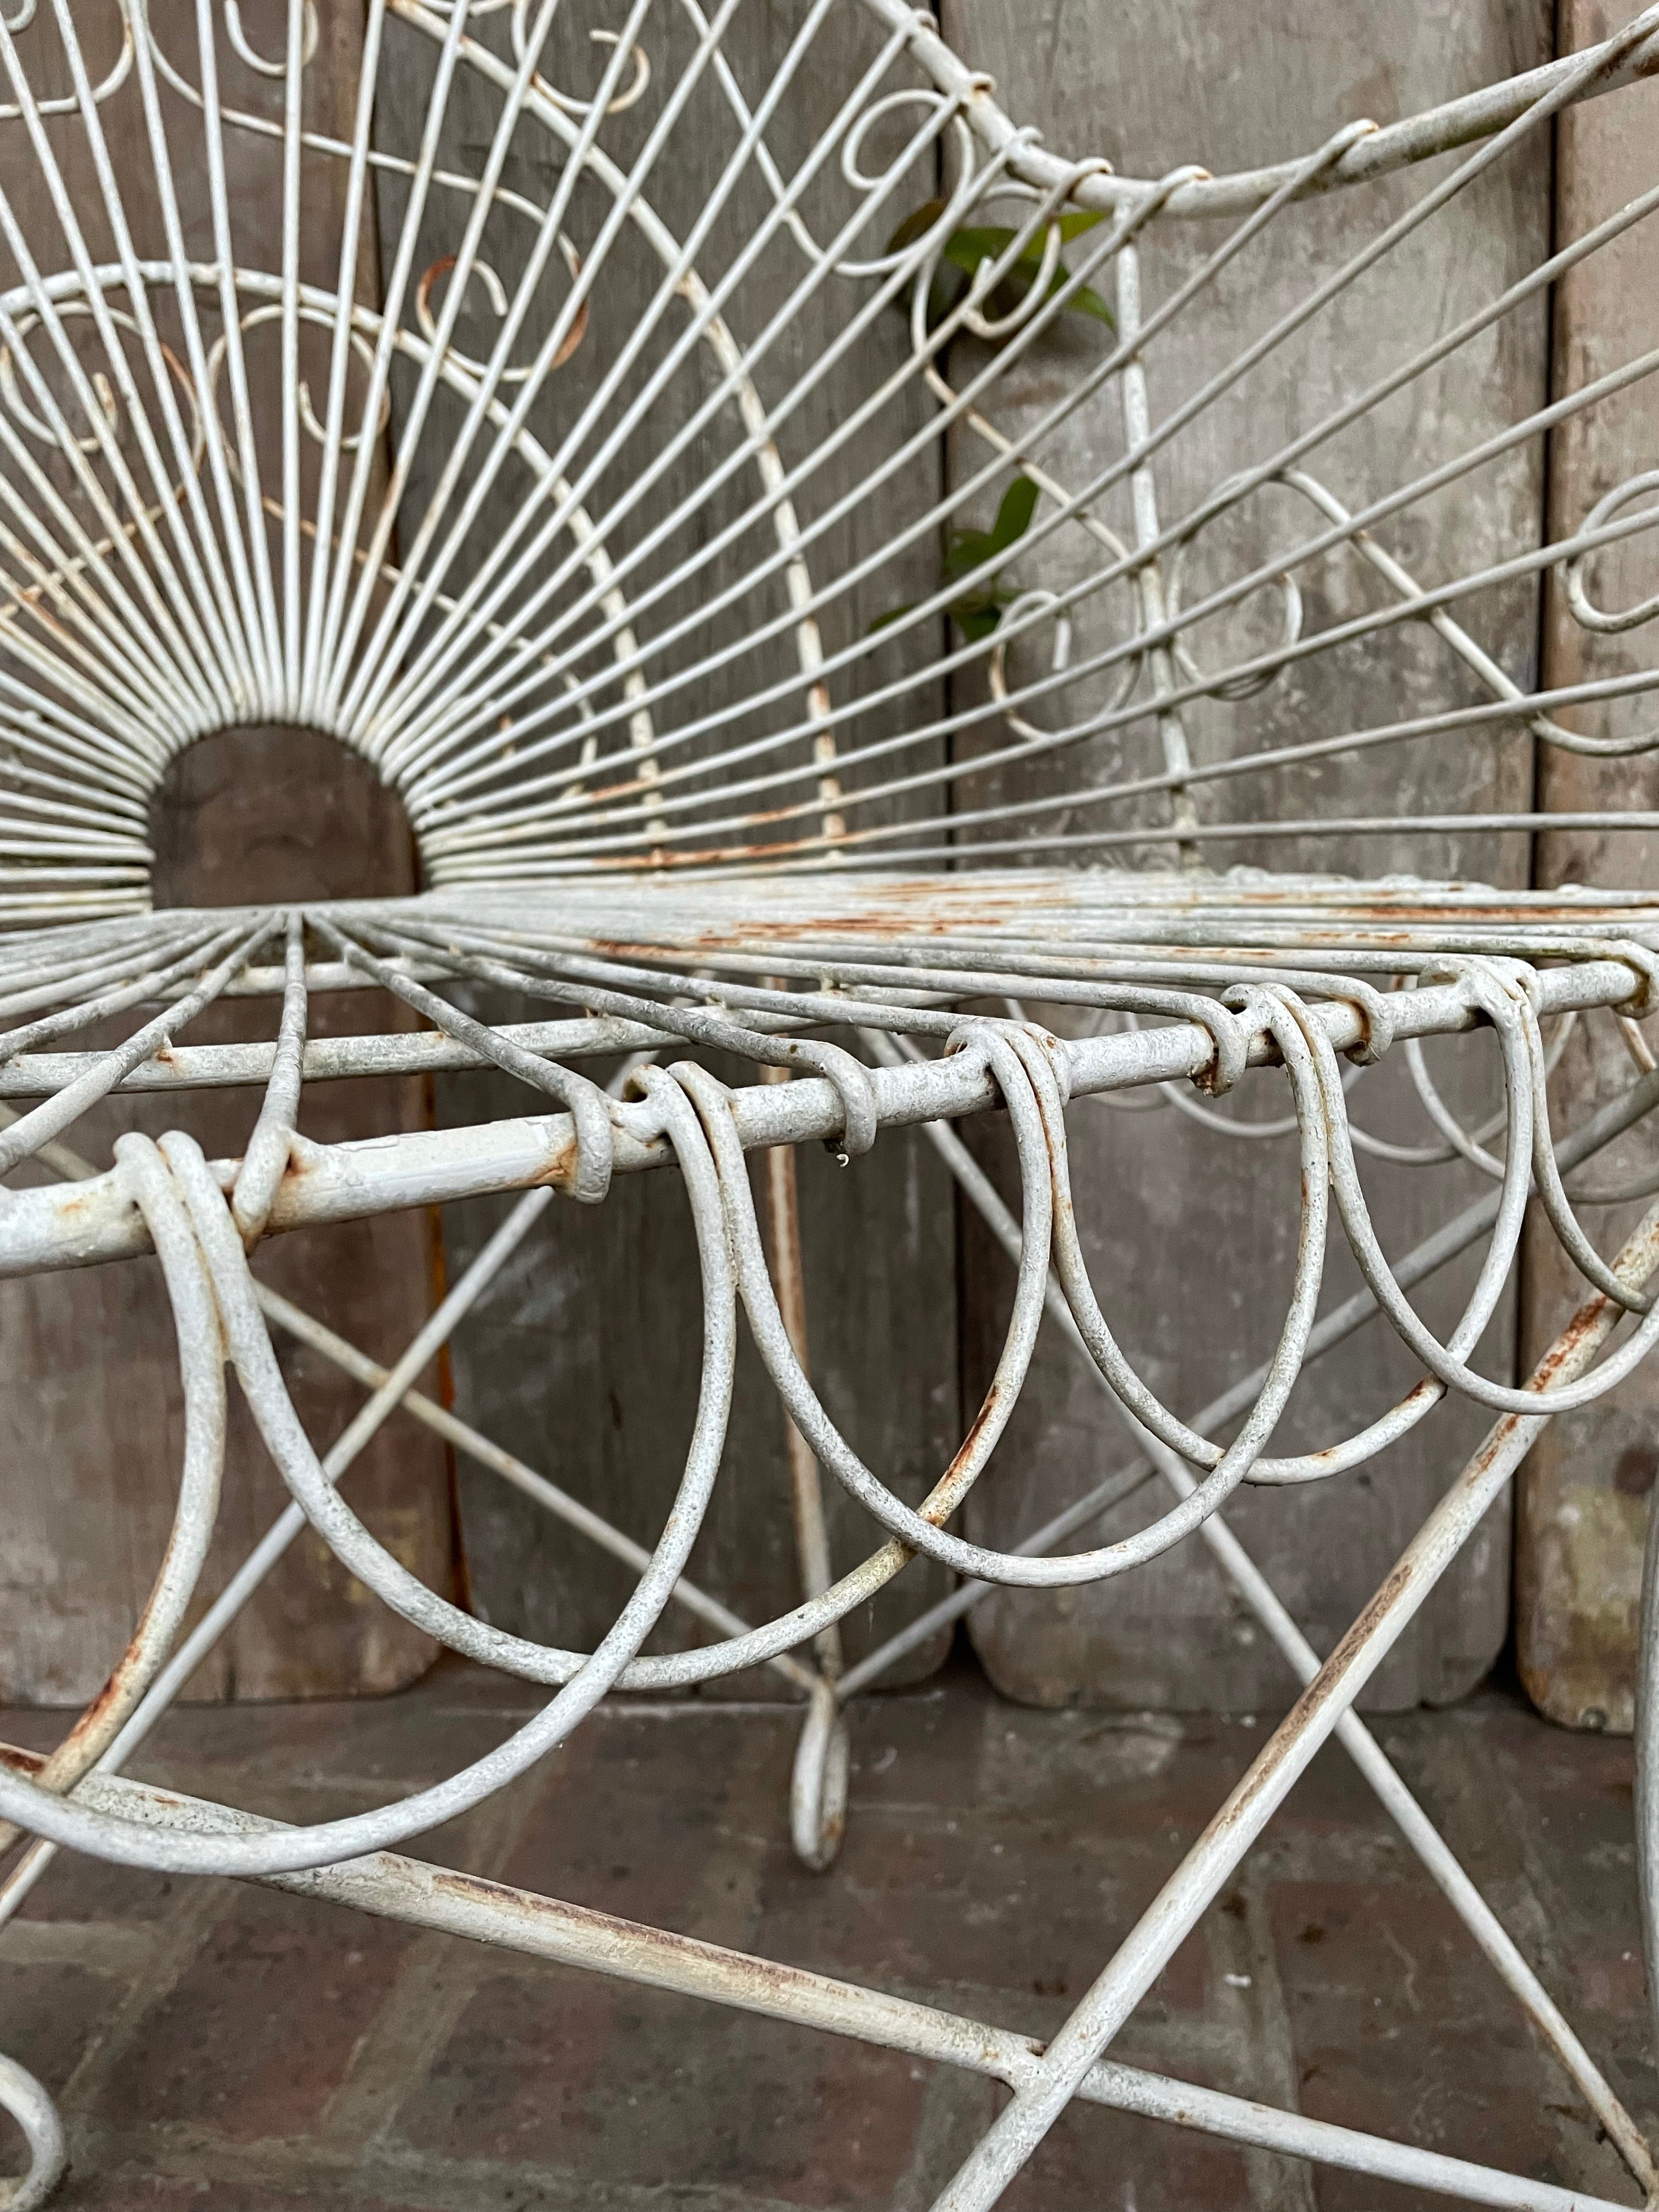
top-left (0, 1129), bottom-right (227, 1860)
top-left (789, 1677), bottom-right (850, 1874)
top-left (0, 1074), bottom-right (739, 1876)
top-left (0, 2051), bottom-right (67, 2212)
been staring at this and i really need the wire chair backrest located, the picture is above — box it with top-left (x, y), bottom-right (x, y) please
top-left (0, 0), bottom-right (1656, 923)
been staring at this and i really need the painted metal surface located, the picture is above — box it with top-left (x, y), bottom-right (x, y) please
top-left (2, 2), bottom-right (1659, 2206)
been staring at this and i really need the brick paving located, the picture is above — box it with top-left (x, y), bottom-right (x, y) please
top-left (0, 1656), bottom-right (1652, 2209)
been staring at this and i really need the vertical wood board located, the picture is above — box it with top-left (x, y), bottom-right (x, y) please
top-left (941, 0), bottom-right (1553, 1711)
top-left (1517, 0), bottom-right (1659, 1735)
top-left (371, 0), bottom-right (962, 1688)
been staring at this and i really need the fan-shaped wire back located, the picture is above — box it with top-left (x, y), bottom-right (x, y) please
top-left (0, 0), bottom-right (1655, 914)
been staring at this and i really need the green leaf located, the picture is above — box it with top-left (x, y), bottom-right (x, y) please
top-left (866, 601), bottom-right (917, 634)
top-left (885, 196), bottom-right (1115, 337)
top-left (941, 531), bottom-right (993, 582)
top-left (940, 223), bottom-right (1020, 278)
top-left (943, 476), bottom-right (1040, 578)
top-left (885, 198), bottom-right (948, 257)
top-left (884, 200), bottom-right (970, 332)
top-left (953, 601), bottom-right (1005, 644)
top-left (938, 220), bottom-right (1114, 332)
top-left (1066, 281), bottom-right (1115, 326)
top-left (987, 474), bottom-right (1040, 552)
top-left (870, 476), bottom-right (1037, 641)
top-left (943, 212), bottom-right (1104, 275)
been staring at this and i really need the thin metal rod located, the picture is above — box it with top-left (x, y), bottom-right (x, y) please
top-left (861, 1033), bottom-right (1657, 2190)
top-left (0, 949), bottom-right (1642, 1278)
top-left (0, 1741), bottom-right (1639, 2212)
top-left (930, 1204), bottom-right (1659, 2212)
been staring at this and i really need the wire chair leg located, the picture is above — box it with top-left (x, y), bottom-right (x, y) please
top-left (760, 1069), bottom-right (850, 1871)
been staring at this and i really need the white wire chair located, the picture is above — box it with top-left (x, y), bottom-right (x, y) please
top-left (2, 1), bottom-right (1659, 2204)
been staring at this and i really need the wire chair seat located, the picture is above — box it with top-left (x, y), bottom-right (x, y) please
top-left (2, 1), bottom-right (1659, 2205)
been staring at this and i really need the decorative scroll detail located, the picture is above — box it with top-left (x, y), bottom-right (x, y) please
top-left (222, 0), bottom-right (318, 77)
top-left (414, 244), bottom-right (588, 381)
top-left (0, 1), bottom-right (133, 125)
top-left (1562, 468), bottom-right (1659, 636)
top-left (509, 15), bottom-right (652, 118)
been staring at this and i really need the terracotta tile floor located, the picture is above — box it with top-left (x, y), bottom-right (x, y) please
top-left (1, 1656), bottom-right (1651, 2209)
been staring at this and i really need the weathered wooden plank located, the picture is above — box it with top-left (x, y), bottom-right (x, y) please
top-left (943, 0), bottom-right (1553, 1710)
top-left (371, 2), bottom-right (960, 1688)
top-left (1516, 0), bottom-right (1659, 1735)
top-left (0, 6), bottom-right (453, 1704)
top-left (1, 746), bottom-right (454, 1707)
